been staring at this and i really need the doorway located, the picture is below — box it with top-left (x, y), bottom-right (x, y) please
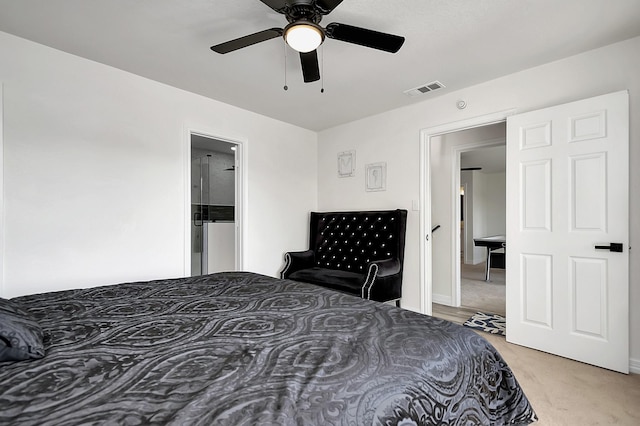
top-left (189, 133), bottom-right (243, 276)
top-left (421, 93), bottom-right (629, 372)
top-left (428, 123), bottom-right (506, 324)
top-left (418, 110), bottom-right (514, 318)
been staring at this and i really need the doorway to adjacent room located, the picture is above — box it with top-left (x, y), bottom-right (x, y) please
top-left (425, 121), bottom-right (507, 324)
top-left (188, 132), bottom-right (244, 276)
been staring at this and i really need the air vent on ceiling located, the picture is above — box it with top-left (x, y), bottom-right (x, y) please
top-left (403, 80), bottom-right (445, 97)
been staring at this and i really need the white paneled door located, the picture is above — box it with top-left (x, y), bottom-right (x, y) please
top-left (505, 91), bottom-right (629, 373)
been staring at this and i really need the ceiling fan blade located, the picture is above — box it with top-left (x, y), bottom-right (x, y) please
top-left (211, 28), bottom-right (283, 54)
top-left (325, 22), bottom-right (405, 53)
top-left (299, 50), bottom-right (320, 83)
top-left (316, 0), bottom-right (344, 14)
top-left (257, 0), bottom-right (288, 13)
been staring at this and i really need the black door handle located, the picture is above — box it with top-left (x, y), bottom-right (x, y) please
top-left (194, 212), bottom-right (203, 227)
top-left (594, 243), bottom-right (623, 252)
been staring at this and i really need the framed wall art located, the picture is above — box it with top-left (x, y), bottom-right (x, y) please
top-left (365, 162), bottom-right (386, 191)
top-left (337, 150), bottom-right (356, 177)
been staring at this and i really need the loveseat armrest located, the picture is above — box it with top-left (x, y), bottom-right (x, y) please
top-left (361, 258), bottom-right (402, 302)
top-left (281, 250), bottom-right (315, 279)
top-left (372, 258), bottom-right (401, 277)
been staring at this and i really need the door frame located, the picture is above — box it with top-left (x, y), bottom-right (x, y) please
top-left (419, 109), bottom-right (515, 315)
top-left (184, 127), bottom-right (247, 275)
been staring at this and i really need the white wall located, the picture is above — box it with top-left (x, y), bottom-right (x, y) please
top-left (460, 171), bottom-right (476, 263)
top-left (462, 170), bottom-right (506, 266)
top-left (318, 36), bottom-right (640, 365)
top-left (467, 170), bottom-right (506, 266)
top-left (470, 172), bottom-right (488, 260)
top-left (429, 134), bottom-right (453, 303)
top-left (481, 172), bottom-right (506, 236)
top-left (0, 31), bottom-right (318, 297)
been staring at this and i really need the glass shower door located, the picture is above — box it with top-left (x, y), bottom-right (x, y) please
top-left (191, 155), bottom-right (211, 276)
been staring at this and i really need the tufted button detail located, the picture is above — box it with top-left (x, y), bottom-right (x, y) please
top-left (314, 212), bottom-right (401, 272)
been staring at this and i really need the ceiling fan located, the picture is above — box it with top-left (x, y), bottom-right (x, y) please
top-left (210, 0), bottom-right (405, 83)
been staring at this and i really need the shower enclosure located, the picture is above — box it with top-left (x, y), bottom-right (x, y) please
top-left (191, 149), bottom-right (236, 276)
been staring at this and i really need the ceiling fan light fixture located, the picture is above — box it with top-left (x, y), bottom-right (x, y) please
top-left (284, 22), bottom-right (324, 53)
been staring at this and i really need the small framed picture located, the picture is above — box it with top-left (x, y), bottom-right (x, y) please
top-left (366, 162), bottom-right (386, 191)
top-left (337, 150), bottom-right (356, 177)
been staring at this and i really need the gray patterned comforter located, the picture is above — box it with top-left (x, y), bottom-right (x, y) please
top-left (0, 272), bottom-right (536, 425)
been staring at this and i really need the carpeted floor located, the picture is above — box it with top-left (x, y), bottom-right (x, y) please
top-left (461, 261), bottom-right (505, 316)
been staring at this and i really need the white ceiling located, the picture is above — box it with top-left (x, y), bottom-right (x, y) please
top-left (1, 0), bottom-right (639, 131)
top-left (461, 146), bottom-right (505, 174)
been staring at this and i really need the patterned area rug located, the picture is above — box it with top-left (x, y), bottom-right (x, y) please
top-left (464, 312), bottom-right (506, 336)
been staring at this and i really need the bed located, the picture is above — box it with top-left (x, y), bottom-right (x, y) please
top-left (0, 272), bottom-right (537, 425)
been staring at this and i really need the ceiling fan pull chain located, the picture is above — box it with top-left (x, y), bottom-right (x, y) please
top-left (283, 40), bottom-right (288, 91)
top-left (320, 44), bottom-right (325, 93)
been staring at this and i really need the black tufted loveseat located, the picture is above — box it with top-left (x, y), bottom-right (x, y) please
top-left (281, 209), bottom-right (407, 306)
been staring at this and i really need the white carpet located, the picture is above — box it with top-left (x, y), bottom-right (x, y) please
top-left (460, 262), bottom-right (505, 316)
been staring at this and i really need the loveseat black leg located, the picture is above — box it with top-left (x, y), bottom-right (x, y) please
top-left (395, 299), bottom-right (400, 308)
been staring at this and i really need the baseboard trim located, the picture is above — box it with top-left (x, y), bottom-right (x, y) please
top-left (433, 293), bottom-right (453, 306)
top-left (630, 358), bottom-right (640, 374)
